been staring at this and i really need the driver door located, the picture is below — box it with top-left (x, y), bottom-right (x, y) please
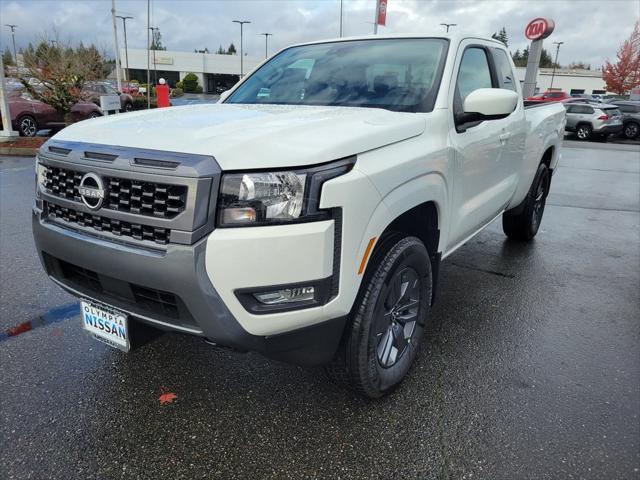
top-left (447, 44), bottom-right (510, 250)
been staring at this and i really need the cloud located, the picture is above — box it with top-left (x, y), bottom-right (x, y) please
top-left (1, 0), bottom-right (638, 68)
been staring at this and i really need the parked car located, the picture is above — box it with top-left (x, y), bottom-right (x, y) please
top-left (33, 33), bottom-right (566, 398)
top-left (526, 90), bottom-right (571, 103)
top-left (4, 90), bottom-right (103, 137)
top-left (563, 102), bottom-right (623, 140)
top-left (610, 100), bottom-right (640, 139)
top-left (121, 82), bottom-right (140, 95)
top-left (83, 81), bottom-right (134, 112)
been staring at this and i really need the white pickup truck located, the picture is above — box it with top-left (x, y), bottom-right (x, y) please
top-left (33, 34), bottom-right (565, 398)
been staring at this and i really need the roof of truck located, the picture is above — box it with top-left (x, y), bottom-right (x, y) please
top-left (289, 32), bottom-right (506, 48)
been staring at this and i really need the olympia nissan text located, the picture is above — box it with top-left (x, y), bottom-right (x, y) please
top-left (32, 34), bottom-right (565, 398)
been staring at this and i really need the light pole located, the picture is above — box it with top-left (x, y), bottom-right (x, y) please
top-left (232, 20), bottom-right (250, 77)
top-left (339, 0), bottom-right (343, 37)
top-left (146, 0), bottom-right (150, 108)
top-left (4, 24), bottom-right (17, 69)
top-left (110, 0), bottom-right (122, 92)
top-left (440, 23), bottom-right (456, 33)
top-left (116, 15), bottom-right (133, 82)
top-left (149, 26), bottom-right (159, 84)
top-left (549, 41), bottom-right (564, 90)
top-left (259, 33), bottom-right (272, 59)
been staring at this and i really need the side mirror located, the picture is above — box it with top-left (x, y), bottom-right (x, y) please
top-left (218, 90), bottom-right (231, 102)
top-left (457, 88), bottom-right (519, 125)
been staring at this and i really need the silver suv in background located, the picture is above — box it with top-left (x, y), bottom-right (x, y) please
top-left (564, 103), bottom-right (623, 141)
top-left (611, 100), bottom-right (640, 139)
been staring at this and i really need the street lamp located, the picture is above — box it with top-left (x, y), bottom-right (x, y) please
top-left (549, 41), bottom-right (564, 91)
top-left (232, 20), bottom-right (251, 77)
top-left (149, 26), bottom-right (159, 84)
top-left (259, 33), bottom-right (272, 59)
top-left (4, 24), bottom-right (17, 69)
top-left (440, 23), bottom-right (456, 33)
top-left (116, 15), bottom-right (133, 82)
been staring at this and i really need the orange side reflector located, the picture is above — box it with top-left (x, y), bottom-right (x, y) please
top-left (358, 237), bottom-right (377, 275)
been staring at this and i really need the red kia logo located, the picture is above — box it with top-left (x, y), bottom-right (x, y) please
top-left (525, 18), bottom-right (555, 40)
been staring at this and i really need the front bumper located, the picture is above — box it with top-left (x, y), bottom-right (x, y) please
top-left (32, 207), bottom-right (346, 366)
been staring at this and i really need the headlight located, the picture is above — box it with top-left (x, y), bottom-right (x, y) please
top-left (217, 158), bottom-right (354, 227)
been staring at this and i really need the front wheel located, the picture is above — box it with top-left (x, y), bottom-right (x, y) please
top-left (325, 236), bottom-right (432, 398)
top-left (502, 163), bottom-right (550, 241)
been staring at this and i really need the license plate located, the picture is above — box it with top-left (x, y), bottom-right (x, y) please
top-left (80, 301), bottom-right (130, 352)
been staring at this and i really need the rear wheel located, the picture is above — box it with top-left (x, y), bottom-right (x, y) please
top-left (17, 115), bottom-right (38, 137)
top-left (325, 236), bottom-right (432, 398)
top-left (502, 163), bottom-right (550, 241)
top-left (123, 102), bottom-right (133, 112)
top-left (623, 121), bottom-right (639, 139)
top-left (576, 124), bottom-right (592, 141)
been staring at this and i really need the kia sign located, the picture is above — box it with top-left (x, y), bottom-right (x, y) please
top-left (525, 18), bottom-right (555, 40)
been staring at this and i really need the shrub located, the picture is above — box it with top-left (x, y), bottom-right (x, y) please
top-left (182, 72), bottom-right (199, 93)
top-left (194, 85), bottom-right (203, 94)
top-left (132, 97), bottom-right (159, 110)
top-left (175, 80), bottom-right (183, 89)
top-left (171, 87), bottom-right (184, 98)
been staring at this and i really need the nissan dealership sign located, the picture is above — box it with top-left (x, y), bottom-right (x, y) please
top-left (525, 18), bottom-right (555, 41)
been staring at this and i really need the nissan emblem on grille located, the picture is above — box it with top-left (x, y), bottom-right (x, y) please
top-left (79, 173), bottom-right (106, 210)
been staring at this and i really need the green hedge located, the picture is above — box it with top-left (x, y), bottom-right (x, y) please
top-left (182, 73), bottom-right (199, 93)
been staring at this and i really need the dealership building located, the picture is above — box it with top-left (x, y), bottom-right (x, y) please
top-left (120, 48), bottom-right (608, 96)
top-left (120, 49), bottom-right (263, 93)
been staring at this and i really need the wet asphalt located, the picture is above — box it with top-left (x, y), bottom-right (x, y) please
top-left (1, 143), bottom-right (639, 480)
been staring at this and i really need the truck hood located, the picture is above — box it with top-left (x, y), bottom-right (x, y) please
top-left (53, 103), bottom-right (426, 170)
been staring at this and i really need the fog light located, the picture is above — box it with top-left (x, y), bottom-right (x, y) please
top-left (254, 286), bottom-right (315, 305)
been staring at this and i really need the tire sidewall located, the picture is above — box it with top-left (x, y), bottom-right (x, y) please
top-left (525, 163), bottom-right (550, 238)
top-left (624, 122), bottom-right (639, 139)
top-left (351, 237), bottom-right (432, 397)
top-left (576, 124), bottom-right (592, 140)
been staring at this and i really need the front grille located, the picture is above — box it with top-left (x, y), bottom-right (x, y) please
top-left (42, 165), bottom-right (187, 219)
top-left (46, 202), bottom-right (170, 245)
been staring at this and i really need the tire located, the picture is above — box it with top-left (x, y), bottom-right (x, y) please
top-left (17, 115), bottom-right (38, 137)
top-left (575, 123), bottom-right (592, 141)
top-left (88, 112), bottom-right (101, 119)
top-left (502, 163), bottom-right (551, 241)
top-left (325, 236), bottom-right (432, 398)
top-left (123, 102), bottom-right (133, 112)
top-left (623, 121), bottom-right (639, 140)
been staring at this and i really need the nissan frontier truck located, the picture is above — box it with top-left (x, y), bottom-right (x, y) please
top-left (33, 34), bottom-right (565, 398)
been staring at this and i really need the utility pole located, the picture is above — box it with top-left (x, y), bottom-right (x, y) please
top-left (149, 27), bottom-right (159, 84)
top-left (116, 15), bottom-right (133, 82)
top-left (146, 0), bottom-right (150, 108)
top-left (339, 0), bottom-right (343, 37)
top-left (373, 0), bottom-right (378, 34)
top-left (110, 0), bottom-right (122, 92)
top-left (232, 20), bottom-right (251, 77)
top-left (259, 33), bottom-right (272, 59)
top-left (440, 23), bottom-right (456, 33)
top-left (4, 24), bottom-right (18, 69)
top-left (549, 41), bottom-right (563, 90)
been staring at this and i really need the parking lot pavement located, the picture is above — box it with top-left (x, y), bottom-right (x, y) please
top-left (1, 144), bottom-right (638, 480)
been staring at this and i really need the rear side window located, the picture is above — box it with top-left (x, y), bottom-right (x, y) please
top-left (573, 105), bottom-right (593, 114)
top-left (491, 48), bottom-right (516, 92)
top-left (456, 47), bottom-right (493, 102)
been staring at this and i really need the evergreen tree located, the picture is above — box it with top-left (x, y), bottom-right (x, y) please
top-left (2, 48), bottom-right (14, 66)
top-left (227, 43), bottom-right (237, 55)
top-left (491, 27), bottom-right (509, 46)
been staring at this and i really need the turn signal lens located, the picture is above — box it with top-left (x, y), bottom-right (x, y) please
top-left (597, 115), bottom-right (609, 120)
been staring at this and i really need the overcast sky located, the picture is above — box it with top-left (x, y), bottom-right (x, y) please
top-left (1, 0), bottom-right (638, 68)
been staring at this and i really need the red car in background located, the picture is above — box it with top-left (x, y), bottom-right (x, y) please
top-left (3, 89), bottom-right (103, 137)
top-left (526, 90), bottom-right (571, 103)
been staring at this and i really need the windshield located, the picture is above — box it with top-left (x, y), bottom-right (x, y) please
top-left (226, 38), bottom-right (448, 113)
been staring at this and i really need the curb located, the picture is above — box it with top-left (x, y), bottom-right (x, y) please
top-left (0, 147), bottom-right (38, 156)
